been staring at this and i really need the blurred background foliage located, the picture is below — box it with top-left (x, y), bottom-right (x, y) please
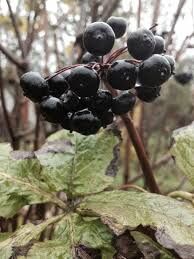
top-left (0, 0), bottom-right (194, 195)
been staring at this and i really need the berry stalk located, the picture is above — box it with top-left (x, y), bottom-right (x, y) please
top-left (104, 81), bottom-right (160, 194)
top-left (121, 114), bottom-right (161, 194)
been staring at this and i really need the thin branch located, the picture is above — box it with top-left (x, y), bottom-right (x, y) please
top-left (53, 31), bottom-right (60, 69)
top-left (104, 82), bottom-right (160, 194)
top-left (101, 0), bottom-right (121, 21)
top-left (6, 0), bottom-right (25, 58)
top-left (118, 184), bottom-right (148, 193)
top-left (25, 4), bottom-right (40, 56)
top-left (152, 0), bottom-right (161, 25)
top-left (152, 153), bottom-right (172, 170)
top-left (137, 0), bottom-right (142, 28)
top-left (121, 114), bottom-right (160, 194)
top-left (0, 63), bottom-right (17, 149)
top-left (34, 105), bottom-right (40, 151)
top-left (175, 32), bottom-right (194, 61)
top-left (165, 0), bottom-right (187, 50)
top-left (123, 135), bottom-right (131, 184)
top-left (0, 43), bottom-right (25, 70)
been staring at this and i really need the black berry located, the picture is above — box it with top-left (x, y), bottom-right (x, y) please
top-left (81, 52), bottom-right (100, 64)
top-left (72, 109), bottom-right (101, 135)
top-left (68, 66), bottom-right (100, 97)
top-left (98, 110), bottom-right (114, 128)
top-left (136, 86), bottom-right (161, 102)
top-left (88, 90), bottom-right (112, 113)
top-left (112, 92), bottom-right (136, 115)
top-left (61, 70), bottom-right (71, 80)
top-left (174, 72), bottom-right (193, 85)
top-left (83, 22), bottom-right (115, 56)
top-left (138, 54), bottom-right (171, 86)
top-left (48, 74), bottom-right (69, 98)
top-left (127, 28), bottom-right (156, 60)
top-left (164, 55), bottom-right (175, 74)
top-left (107, 16), bottom-right (127, 38)
top-left (153, 35), bottom-right (165, 54)
top-left (60, 90), bottom-right (80, 112)
top-left (60, 114), bottom-right (71, 130)
top-left (40, 96), bottom-right (64, 123)
top-left (20, 72), bottom-right (48, 102)
top-left (107, 60), bottom-right (137, 90)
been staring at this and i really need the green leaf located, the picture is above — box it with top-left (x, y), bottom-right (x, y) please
top-left (0, 145), bottom-right (66, 218)
top-left (18, 213), bottom-right (114, 259)
top-left (53, 213), bottom-right (114, 258)
top-left (171, 122), bottom-right (194, 186)
top-left (131, 231), bottom-right (174, 259)
top-left (36, 129), bottom-right (120, 197)
top-left (78, 190), bottom-right (194, 259)
top-left (0, 214), bottom-right (64, 259)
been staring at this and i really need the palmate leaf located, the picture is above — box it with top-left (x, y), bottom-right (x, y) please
top-left (25, 213), bottom-right (114, 259)
top-left (0, 129), bottom-right (120, 218)
top-left (0, 214), bottom-right (64, 259)
top-left (0, 144), bottom-right (66, 218)
top-left (78, 190), bottom-right (194, 259)
top-left (171, 122), bottom-right (194, 186)
top-left (0, 213), bottom-right (114, 259)
top-left (36, 129), bottom-right (120, 197)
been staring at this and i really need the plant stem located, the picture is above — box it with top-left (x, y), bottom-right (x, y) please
top-left (104, 82), bottom-right (160, 194)
top-left (0, 64), bottom-right (18, 149)
top-left (121, 114), bottom-right (161, 194)
top-left (118, 184), bottom-right (148, 193)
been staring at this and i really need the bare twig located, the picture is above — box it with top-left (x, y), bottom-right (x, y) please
top-left (53, 31), bottom-right (60, 69)
top-left (165, 0), bottom-right (187, 50)
top-left (104, 82), bottom-right (160, 194)
top-left (121, 114), bottom-right (160, 194)
top-left (25, 4), bottom-right (40, 56)
top-left (123, 135), bottom-right (131, 184)
top-left (0, 43), bottom-right (25, 70)
top-left (101, 0), bottom-right (121, 21)
top-left (152, 0), bottom-right (161, 25)
top-left (34, 105), bottom-right (41, 151)
top-left (118, 184), bottom-right (148, 193)
top-left (175, 33), bottom-right (194, 61)
top-left (137, 0), bottom-right (142, 28)
top-left (6, 0), bottom-right (25, 58)
top-left (152, 153), bottom-right (172, 170)
top-left (0, 63), bottom-right (17, 149)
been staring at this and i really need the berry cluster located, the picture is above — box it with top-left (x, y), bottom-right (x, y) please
top-left (20, 17), bottom-right (175, 135)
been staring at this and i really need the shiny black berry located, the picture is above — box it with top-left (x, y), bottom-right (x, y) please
top-left (88, 90), bottom-right (112, 113)
top-left (98, 110), bottom-right (114, 128)
top-left (138, 54), bottom-right (171, 86)
top-left (81, 52), bottom-right (100, 64)
top-left (72, 109), bottom-right (101, 135)
top-left (60, 114), bottom-right (71, 130)
top-left (40, 96), bottom-right (64, 123)
top-left (107, 16), bottom-right (127, 38)
top-left (61, 69), bottom-right (71, 80)
top-left (48, 74), bottom-right (69, 98)
top-left (107, 60), bottom-right (137, 90)
top-left (164, 55), bottom-right (175, 74)
top-left (136, 86), bottom-right (161, 102)
top-left (20, 72), bottom-right (48, 102)
top-left (60, 90), bottom-right (80, 112)
top-left (153, 35), bottom-right (165, 54)
top-left (83, 22), bottom-right (115, 56)
top-left (68, 66), bottom-right (100, 97)
top-left (127, 28), bottom-right (156, 60)
top-left (112, 92), bottom-right (136, 115)
top-left (174, 72), bottom-right (193, 85)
